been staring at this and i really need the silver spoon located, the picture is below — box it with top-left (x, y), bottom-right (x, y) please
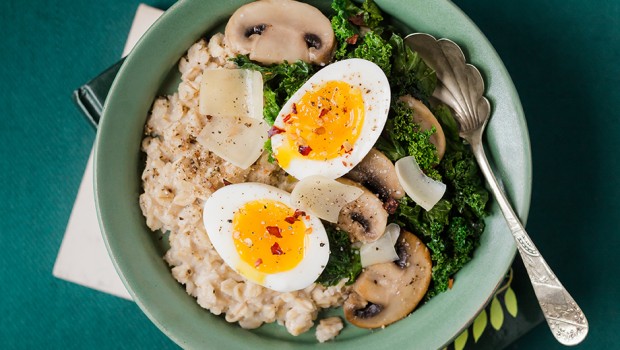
top-left (404, 33), bottom-right (588, 346)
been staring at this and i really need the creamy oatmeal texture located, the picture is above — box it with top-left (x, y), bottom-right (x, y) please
top-left (139, 33), bottom-right (348, 339)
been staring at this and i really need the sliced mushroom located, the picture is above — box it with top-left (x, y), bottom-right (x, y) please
top-left (399, 95), bottom-right (446, 160)
top-left (345, 148), bottom-right (404, 214)
top-left (343, 230), bottom-right (432, 329)
top-left (336, 178), bottom-right (388, 243)
top-left (225, 0), bottom-right (335, 65)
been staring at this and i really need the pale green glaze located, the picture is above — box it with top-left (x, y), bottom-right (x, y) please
top-left (94, 0), bottom-right (531, 349)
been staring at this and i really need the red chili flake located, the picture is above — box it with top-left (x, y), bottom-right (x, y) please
top-left (286, 209), bottom-right (306, 224)
top-left (346, 34), bottom-right (359, 45)
top-left (222, 179), bottom-right (232, 186)
top-left (298, 145), bottom-right (312, 156)
top-left (271, 242), bottom-right (284, 255)
top-left (254, 258), bottom-right (263, 267)
top-left (340, 142), bottom-right (353, 154)
top-left (268, 126), bottom-right (285, 138)
top-left (283, 114), bottom-right (292, 124)
top-left (319, 108), bottom-right (329, 118)
top-left (266, 226), bottom-right (282, 238)
top-left (291, 103), bottom-right (297, 114)
top-left (314, 126), bottom-right (326, 135)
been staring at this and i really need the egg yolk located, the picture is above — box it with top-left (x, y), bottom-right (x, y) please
top-left (275, 80), bottom-right (365, 168)
top-left (232, 199), bottom-right (308, 275)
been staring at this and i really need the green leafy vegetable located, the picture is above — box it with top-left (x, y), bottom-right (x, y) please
top-left (433, 103), bottom-right (460, 143)
top-left (394, 196), bottom-right (485, 298)
top-left (347, 31), bottom-right (392, 75)
top-left (360, 0), bottom-right (384, 30)
top-left (331, 0), bottom-right (360, 61)
top-left (233, 55), bottom-right (314, 106)
top-left (232, 55), bottom-right (314, 160)
top-left (387, 104), bottom-right (488, 298)
top-left (262, 86), bottom-right (279, 125)
top-left (440, 144), bottom-right (489, 219)
top-left (316, 226), bottom-right (362, 286)
top-left (330, 0), bottom-right (392, 74)
top-left (389, 34), bottom-right (437, 100)
top-left (375, 100), bottom-right (441, 180)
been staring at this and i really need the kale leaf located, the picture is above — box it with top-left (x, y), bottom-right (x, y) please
top-left (388, 105), bottom-right (489, 298)
top-left (394, 196), bottom-right (485, 298)
top-left (434, 105), bottom-right (489, 219)
top-left (331, 0), bottom-right (360, 61)
top-left (347, 31), bottom-right (392, 75)
top-left (316, 226), bottom-right (362, 286)
top-left (330, 0), bottom-right (392, 74)
top-left (389, 34), bottom-right (437, 101)
top-left (375, 100), bottom-right (441, 180)
top-left (233, 55), bottom-right (314, 109)
top-left (232, 55), bottom-right (314, 160)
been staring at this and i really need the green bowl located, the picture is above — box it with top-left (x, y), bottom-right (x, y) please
top-left (94, 0), bottom-right (531, 349)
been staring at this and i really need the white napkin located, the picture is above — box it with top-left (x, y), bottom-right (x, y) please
top-left (53, 4), bottom-right (164, 300)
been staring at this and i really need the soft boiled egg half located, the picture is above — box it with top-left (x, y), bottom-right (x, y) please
top-left (270, 58), bottom-right (390, 180)
top-left (203, 183), bottom-right (329, 292)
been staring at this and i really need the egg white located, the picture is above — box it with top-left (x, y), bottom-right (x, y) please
top-left (270, 58), bottom-right (391, 180)
top-left (203, 182), bottom-right (330, 292)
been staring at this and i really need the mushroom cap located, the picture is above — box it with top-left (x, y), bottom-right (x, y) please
top-left (399, 95), bottom-right (446, 160)
top-left (336, 178), bottom-right (389, 243)
top-left (345, 148), bottom-right (405, 211)
top-left (224, 0), bottom-right (335, 65)
top-left (343, 229), bottom-right (432, 329)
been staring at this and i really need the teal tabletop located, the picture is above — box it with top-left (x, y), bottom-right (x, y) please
top-left (1, 0), bottom-right (618, 349)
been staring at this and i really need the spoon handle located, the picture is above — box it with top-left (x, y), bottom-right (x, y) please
top-left (466, 128), bottom-right (588, 346)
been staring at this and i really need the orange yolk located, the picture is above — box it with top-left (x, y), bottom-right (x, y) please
top-left (232, 199), bottom-right (307, 274)
top-left (275, 80), bottom-right (365, 168)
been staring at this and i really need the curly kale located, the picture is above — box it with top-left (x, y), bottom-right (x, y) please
top-left (388, 34), bottom-right (437, 101)
top-left (388, 105), bottom-right (489, 298)
top-left (375, 100), bottom-right (441, 180)
top-left (316, 226), bottom-right (362, 286)
top-left (330, 0), bottom-right (392, 74)
top-left (394, 197), bottom-right (486, 298)
top-left (347, 31), bottom-right (392, 75)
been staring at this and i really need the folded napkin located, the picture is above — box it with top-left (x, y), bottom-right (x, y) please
top-left (53, 4), bottom-right (164, 300)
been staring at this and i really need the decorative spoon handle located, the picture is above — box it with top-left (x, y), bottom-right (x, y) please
top-left (466, 128), bottom-right (589, 346)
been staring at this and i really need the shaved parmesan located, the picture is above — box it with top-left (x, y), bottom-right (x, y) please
top-left (199, 68), bottom-right (263, 120)
top-left (197, 115), bottom-right (269, 169)
top-left (395, 156), bottom-right (446, 211)
top-left (360, 223), bottom-right (400, 267)
top-left (290, 175), bottom-right (363, 223)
